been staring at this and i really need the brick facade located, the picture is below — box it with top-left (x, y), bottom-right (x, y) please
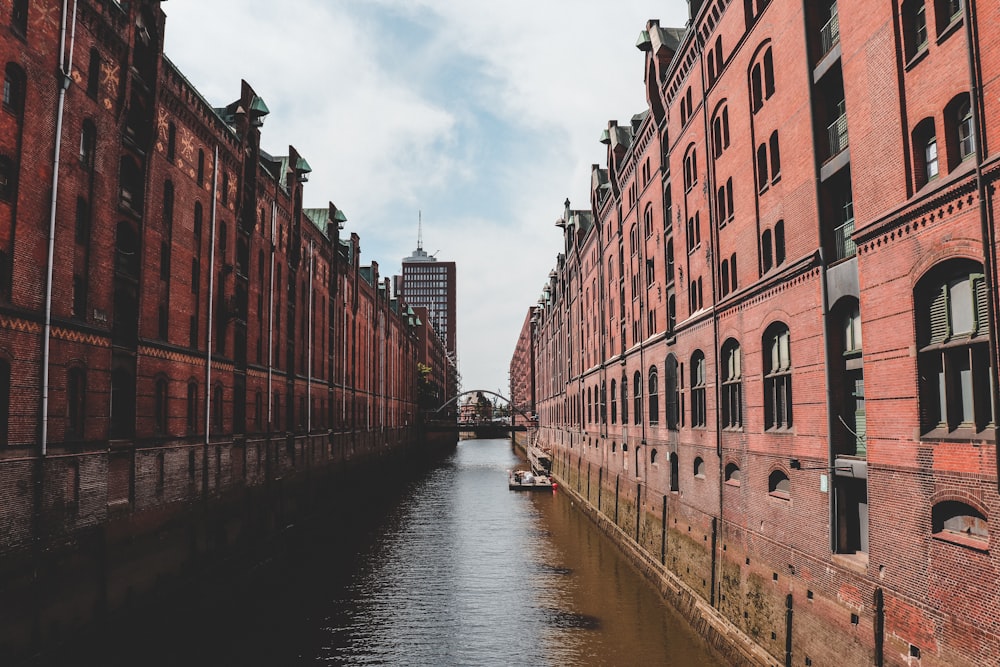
top-left (524, 0), bottom-right (1000, 665)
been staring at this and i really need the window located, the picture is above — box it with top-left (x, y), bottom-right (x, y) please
top-left (712, 104), bottom-right (730, 158)
top-left (633, 370), bottom-right (642, 425)
top-left (903, 0), bottom-right (928, 58)
top-left (945, 94), bottom-right (975, 168)
top-left (935, 0), bottom-right (963, 33)
top-left (750, 45), bottom-right (774, 112)
top-left (774, 221), bottom-right (785, 266)
top-left (80, 120), bottom-right (96, 169)
top-left (722, 339), bottom-right (742, 428)
top-left (621, 374), bottom-right (628, 424)
top-left (764, 323), bottom-right (792, 429)
top-left (3, 64), bottom-right (25, 116)
top-left (756, 143), bottom-right (769, 191)
top-left (683, 145), bottom-right (698, 192)
top-left (694, 456), bottom-right (706, 478)
top-left (665, 354), bottom-right (679, 430)
top-left (648, 366), bottom-right (659, 425)
top-left (762, 229), bottom-right (773, 273)
top-left (687, 212), bottom-right (701, 252)
top-left (197, 149), bottom-right (205, 186)
top-left (11, 0), bottom-right (28, 35)
top-left (154, 378), bottom-right (168, 434)
top-left (768, 469), bottom-right (790, 499)
top-left (87, 49), bottom-right (100, 98)
top-left (67, 367), bottom-right (86, 439)
top-left (932, 500), bottom-right (988, 546)
top-left (730, 252), bottom-right (738, 292)
top-left (925, 135), bottom-right (938, 181)
top-left (769, 131), bottom-right (781, 182)
top-left (167, 122), bottom-right (176, 162)
top-left (691, 351), bottom-right (706, 427)
top-left (917, 260), bottom-right (993, 435)
top-left (610, 379), bottom-right (617, 424)
top-left (725, 462), bottom-right (741, 485)
top-left (669, 453), bottom-right (680, 491)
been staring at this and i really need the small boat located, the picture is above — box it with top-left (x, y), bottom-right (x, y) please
top-left (509, 469), bottom-right (557, 491)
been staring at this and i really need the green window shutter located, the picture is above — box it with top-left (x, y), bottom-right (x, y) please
top-left (928, 282), bottom-right (949, 344)
top-left (973, 273), bottom-right (989, 335)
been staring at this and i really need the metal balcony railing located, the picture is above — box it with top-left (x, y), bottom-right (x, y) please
top-left (827, 110), bottom-right (849, 158)
top-left (833, 217), bottom-right (856, 261)
top-left (820, 8), bottom-right (840, 57)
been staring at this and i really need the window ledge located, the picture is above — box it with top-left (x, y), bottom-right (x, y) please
top-left (769, 490), bottom-right (790, 501)
top-left (905, 47), bottom-right (929, 71)
top-left (933, 531), bottom-right (988, 552)
top-left (765, 426), bottom-right (794, 434)
top-left (936, 16), bottom-right (964, 45)
top-left (725, 479), bottom-right (741, 487)
top-left (694, 474), bottom-right (706, 480)
top-left (832, 552), bottom-right (869, 574)
top-left (920, 427), bottom-right (995, 443)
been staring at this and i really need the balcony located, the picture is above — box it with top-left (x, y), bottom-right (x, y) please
top-left (833, 217), bottom-right (856, 261)
top-left (827, 104), bottom-right (848, 158)
top-left (820, 8), bottom-right (840, 57)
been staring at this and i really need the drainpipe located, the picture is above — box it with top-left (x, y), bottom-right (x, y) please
top-left (696, 35), bottom-right (724, 609)
top-left (268, 201), bottom-right (276, 430)
top-left (962, 1), bottom-right (1000, 491)
top-left (40, 0), bottom-right (78, 457)
top-left (204, 146), bottom-right (219, 442)
top-left (307, 239), bottom-right (314, 432)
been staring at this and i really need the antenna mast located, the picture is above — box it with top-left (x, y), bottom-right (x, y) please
top-left (417, 210), bottom-right (423, 251)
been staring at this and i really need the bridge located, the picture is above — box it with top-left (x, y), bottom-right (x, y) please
top-left (430, 390), bottom-right (536, 435)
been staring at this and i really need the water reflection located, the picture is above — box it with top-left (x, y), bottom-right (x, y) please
top-left (36, 438), bottom-right (721, 666)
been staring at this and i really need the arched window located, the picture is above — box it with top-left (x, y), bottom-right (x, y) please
top-left (610, 379), bottom-right (617, 424)
top-left (769, 131), bottom-right (781, 182)
top-left (650, 448), bottom-right (658, 464)
top-left (945, 93), bottom-right (975, 168)
top-left (774, 220), bottom-right (785, 266)
top-left (197, 149), bottom-right (206, 186)
top-left (756, 143), bottom-right (769, 190)
top-left (67, 367), bottom-right (86, 439)
top-left (932, 500), bottom-right (988, 545)
top-left (768, 469), bottom-right (790, 499)
top-left (621, 373), bottom-right (629, 424)
top-left (669, 452), bottom-right (679, 491)
top-left (912, 117), bottom-right (938, 187)
top-left (749, 44), bottom-right (774, 112)
top-left (80, 120), bottom-right (96, 170)
top-left (665, 354), bottom-right (680, 430)
top-left (712, 103), bottom-right (730, 157)
top-left (691, 351), bottom-right (706, 427)
top-left (11, 0), bottom-right (28, 35)
top-left (762, 229), bottom-right (773, 273)
top-left (587, 386), bottom-right (592, 424)
top-left (916, 260), bottom-right (993, 434)
top-left (903, 0), bottom-right (928, 59)
top-left (167, 122), bottom-right (177, 162)
top-left (87, 49), bottom-right (101, 98)
top-left (3, 63), bottom-right (25, 116)
top-left (633, 371), bottom-right (642, 425)
top-left (721, 339), bottom-right (742, 429)
top-left (694, 456), bottom-right (706, 478)
top-left (764, 323), bottom-right (792, 429)
top-left (648, 366), bottom-right (659, 426)
top-left (725, 462), bottom-right (741, 485)
top-left (683, 144), bottom-right (698, 192)
top-left (601, 381), bottom-right (607, 423)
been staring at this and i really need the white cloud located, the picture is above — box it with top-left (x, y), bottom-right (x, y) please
top-left (163, 0), bottom-right (690, 395)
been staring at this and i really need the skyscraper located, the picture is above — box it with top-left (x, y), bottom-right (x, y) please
top-left (400, 217), bottom-right (457, 358)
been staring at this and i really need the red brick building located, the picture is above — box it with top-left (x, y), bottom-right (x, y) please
top-left (0, 2), bottom-right (447, 654)
top-left (508, 307), bottom-right (538, 428)
top-left (524, 1), bottom-right (1000, 664)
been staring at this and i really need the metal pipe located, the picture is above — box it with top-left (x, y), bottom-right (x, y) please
top-left (204, 146), bottom-right (219, 441)
top-left (268, 201), bottom-right (276, 429)
top-left (40, 0), bottom-right (78, 457)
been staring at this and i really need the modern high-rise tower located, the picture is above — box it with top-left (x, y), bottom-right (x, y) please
top-left (400, 216), bottom-right (457, 358)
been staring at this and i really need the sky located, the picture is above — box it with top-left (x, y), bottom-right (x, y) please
top-left (162, 0), bottom-right (691, 397)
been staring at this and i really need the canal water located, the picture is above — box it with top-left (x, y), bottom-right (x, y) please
top-left (41, 438), bottom-right (722, 666)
